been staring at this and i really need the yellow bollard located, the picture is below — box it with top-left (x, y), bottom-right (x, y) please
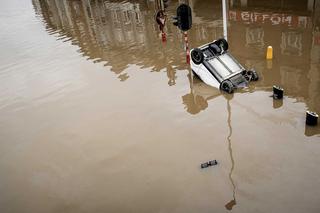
top-left (266, 46), bottom-right (273, 60)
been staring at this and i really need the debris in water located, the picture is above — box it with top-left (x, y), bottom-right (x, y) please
top-left (306, 111), bottom-right (318, 126)
top-left (273, 85), bottom-right (284, 99)
top-left (200, 160), bottom-right (218, 169)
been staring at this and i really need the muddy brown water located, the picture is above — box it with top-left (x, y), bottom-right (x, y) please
top-left (1, 0), bottom-right (320, 212)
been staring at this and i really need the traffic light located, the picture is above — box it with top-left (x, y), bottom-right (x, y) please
top-left (172, 4), bottom-right (192, 31)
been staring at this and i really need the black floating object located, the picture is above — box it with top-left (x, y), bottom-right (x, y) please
top-left (208, 160), bottom-right (218, 166)
top-left (201, 162), bottom-right (209, 169)
top-left (273, 85), bottom-right (284, 99)
top-left (201, 160), bottom-right (218, 169)
top-left (306, 111), bottom-right (318, 126)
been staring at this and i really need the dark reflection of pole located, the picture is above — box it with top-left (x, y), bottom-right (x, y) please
top-left (311, 0), bottom-right (316, 31)
top-left (225, 99), bottom-right (236, 211)
top-left (155, 0), bottom-right (164, 11)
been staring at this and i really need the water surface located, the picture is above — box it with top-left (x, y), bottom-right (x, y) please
top-left (0, 0), bottom-right (320, 212)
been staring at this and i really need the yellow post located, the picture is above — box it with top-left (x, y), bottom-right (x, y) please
top-left (266, 46), bottom-right (273, 60)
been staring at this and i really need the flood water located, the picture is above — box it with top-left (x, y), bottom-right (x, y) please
top-left (1, 0), bottom-right (320, 212)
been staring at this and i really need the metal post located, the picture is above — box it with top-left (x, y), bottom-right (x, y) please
top-left (184, 31), bottom-right (190, 64)
top-left (222, 0), bottom-right (228, 41)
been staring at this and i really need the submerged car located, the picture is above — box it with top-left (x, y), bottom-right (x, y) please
top-left (190, 38), bottom-right (258, 93)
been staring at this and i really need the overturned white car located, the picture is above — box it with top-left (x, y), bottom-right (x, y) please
top-left (190, 38), bottom-right (258, 93)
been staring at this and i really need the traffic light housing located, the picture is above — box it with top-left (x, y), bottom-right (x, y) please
top-left (173, 4), bottom-right (192, 31)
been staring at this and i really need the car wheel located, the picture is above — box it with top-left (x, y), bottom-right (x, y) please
top-left (216, 38), bottom-right (229, 52)
top-left (209, 43), bottom-right (221, 55)
top-left (220, 80), bottom-right (234, 93)
top-left (191, 48), bottom-right (204, 65)
top-left (252, 71), bottom-right (259, 81)
top-left (248, 70), bottom-right (259, 81)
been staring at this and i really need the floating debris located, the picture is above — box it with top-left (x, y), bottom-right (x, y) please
top-left (201, 160), bottom-right (218, 169)
top-left (306, 111), bottom-right (318, 126)
top-left (273, 85), bottom-right (284, 99)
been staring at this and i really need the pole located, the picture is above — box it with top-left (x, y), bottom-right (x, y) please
top-left (184, 31), bottom-right (190, 64)
top-left (222, 0), bottom-right (228, 41)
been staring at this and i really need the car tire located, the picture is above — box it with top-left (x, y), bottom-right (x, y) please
top-left (209, 43), bottom-right (221, 55)
top-left (220, 80), bottom-right (234, 93)
top-left (252, 71), bottom-right (259, 81)
top-left (216, 38), bottom-right (229, 52)
top-left (248, 70), bottom-right (259, 81)
top-left (191, 48), bottom-right (204, 65)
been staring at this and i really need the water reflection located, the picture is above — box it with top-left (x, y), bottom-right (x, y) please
top-left (182, 73), bottom-right (217, 115)
top-left (33, 0), bottom-right (188, 82)
top-left (225, 97), bottom-right (237, 211)
top-left (33, 0), bottom-right (320, 135)
top-left (273, 98), bottom-right (283, 109)
top-left (228, 0), bottom-right (320, 115)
